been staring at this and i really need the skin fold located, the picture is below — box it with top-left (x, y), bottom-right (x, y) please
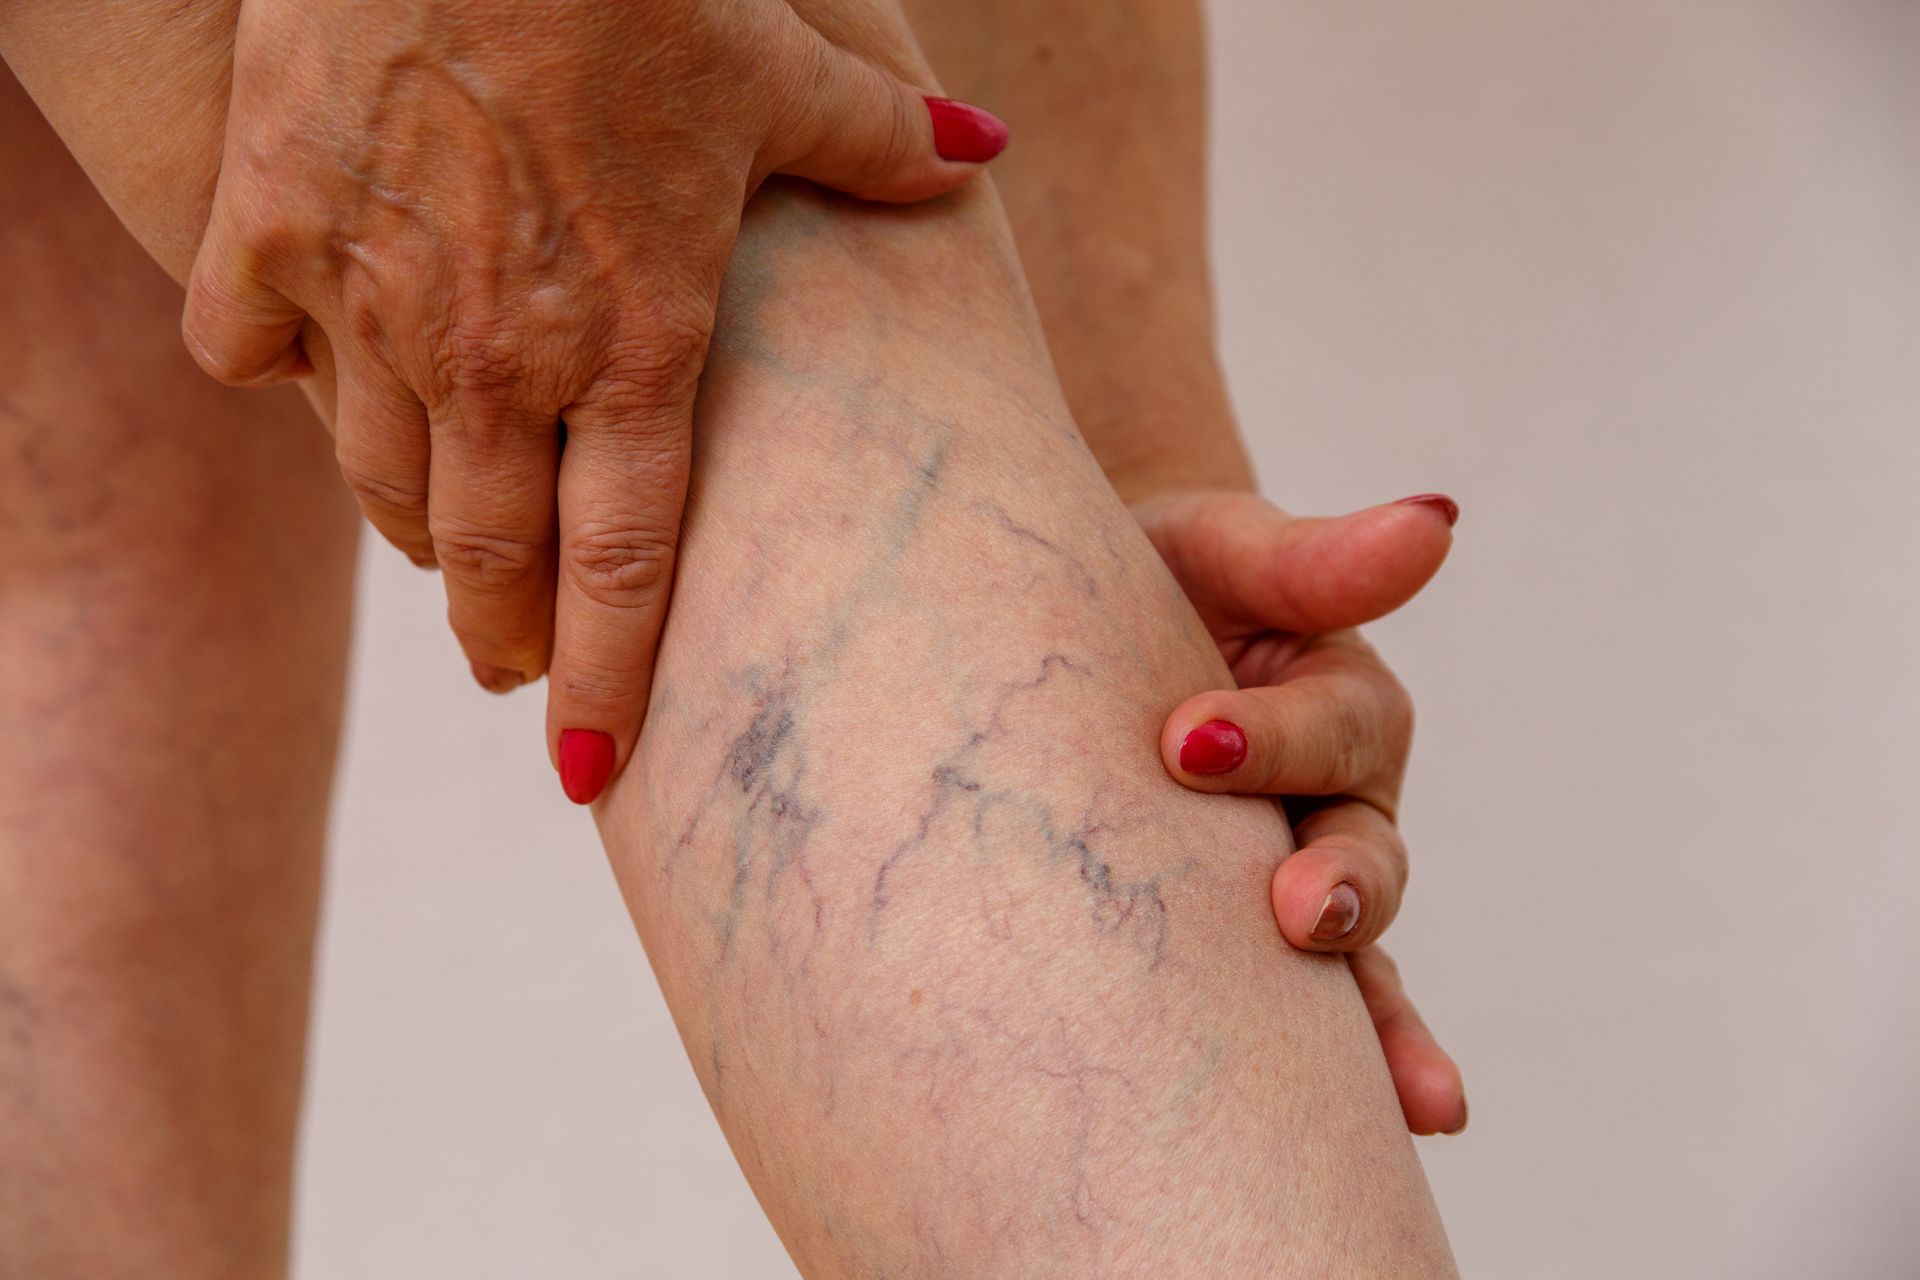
top-left (0, 0), bottom-right (1457, 1272)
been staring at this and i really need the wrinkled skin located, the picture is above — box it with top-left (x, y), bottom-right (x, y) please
top-left (184, 0), bottom-right (1005, 787)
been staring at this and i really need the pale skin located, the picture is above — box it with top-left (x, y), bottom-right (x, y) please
top-left (0, 0), bottom-right (1460, 1273)
top-left (600, 175), bottom-right (1454, 1273)
top-left (906, 0), bottom-right (1466, 1128)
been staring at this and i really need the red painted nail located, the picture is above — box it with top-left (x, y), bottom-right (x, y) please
top-left (1310, 882), bottom-right (1362, 941)
top-left (1445, 1098), bottom-right (1470, 1136)
top-left (1178, 719), bottom-right (1247, 775)
top-left (1394, 493), bottom-right (1460, 527)
top-left (558, 729), bottom-right (615, 805)
top-left (925, 96), bottom-right (1010, 163)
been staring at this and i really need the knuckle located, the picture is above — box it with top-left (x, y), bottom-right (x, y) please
top-left (339, 275), bottom-right (394, 354)
top-left (181, 295), bottom-right (276, 387)
top-left (593, 314), bottom-right (712, 419)
top-left (338, 461), bottom-right (427, 522)
top-left (876, 84), bottom-right (922, 173)
top-left (1367, 661), bottom-right (1416, 747)
top-left (183, 228), bottom-right (323, 386)
top-left (185, 334), bottom-right (268, 387)
top-left (1312, 803), bottom-right (1405, 887)
top-left (565, 522), bottom-right (676, 609)
top-left (436, 395), bottom-right (548, 457)
top-left (431, 520), bottom-right (545, 591)
top-left (1381, 828), bottom-right (1410, 883)
top-left (554, 658), bottom-right (647, 711)
top-left (435, 321), bottom-right (529, 397)
top-left (1383, 687), bottom-right (1415, 749)
top-left (208, 218), bottom-right (305, 292)
top-left (1303, 699), bottom-right (1371, 793)
top-left (227, 193), bottom-right (322, 275)
top-left (844, 81), bottom-right (923, 192)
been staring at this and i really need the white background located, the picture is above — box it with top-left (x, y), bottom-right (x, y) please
top-left (296, 2), bottom-right (1920, 1274)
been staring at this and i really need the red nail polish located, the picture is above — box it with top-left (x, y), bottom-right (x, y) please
top-left (1178, 719), bottom-right (1247, 775)
top-left (1445, 1099), bottom-right (1470, 1135)
top-left (925, 96), bottom-right (1010, 163)
top-left (1310, 883), bottom-right (1362, 941)
top-left (1394, 493), bottom-right (1460, 527)
top-left (558, 729), bottom-right (615, 805)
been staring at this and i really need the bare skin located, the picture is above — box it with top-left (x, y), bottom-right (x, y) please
top-left (913, 0), bottom-right (1466, 1128)
top-left (908, 0), bottom-right (1468, 1131)
top-left (0, 71), bottom-right (358, 1276)
top-left (599, 176), bottom-right (1454, 1273)
top-left (183, 0), bottom-right (1011, 795)
top-left (905, 0), bottom-right (1244, 499)
top-left (0, 0), bottom-right (1456, 1273)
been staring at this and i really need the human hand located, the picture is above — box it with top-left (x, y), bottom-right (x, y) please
top-left (182, 0), bottom-right (1006, 803)
top-left (1138, 489), bottom-right (1468, 1135)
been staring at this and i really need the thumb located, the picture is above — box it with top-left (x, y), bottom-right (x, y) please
top-left (1139, 491), bottom-right (1458, 634)
top-left (181, 199), bottom-right (312, 387)
top-left (764, 31), bottom-right (1007, 203)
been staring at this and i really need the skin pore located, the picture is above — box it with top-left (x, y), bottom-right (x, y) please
top-left (0, 0), bottom-right (1456, 1272)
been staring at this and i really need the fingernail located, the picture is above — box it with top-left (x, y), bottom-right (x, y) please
top-left (925, 96), bottom-right (1010, 163)
top-left (1310, 882), bottom-right (1362, 941)
top-left (558, 729), bottom-right (616, 805)
top-left (1445, 1099), bottom-right (1470, 1136)
top-left (469, 661), bottom-right (523, 694)
top-left (1178, 719), bottom-right (1247, 775)
top-left (1394, 493), bottom-right (1460, 527)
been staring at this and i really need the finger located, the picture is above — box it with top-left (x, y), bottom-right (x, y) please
top-left (426, 389), bottom-right (562, 693)
top-left (1160, 645), bottom-right (1407, 801)
top-left (761, 22), bottom-right (1006, 202)
top-left (333, 363), bottom-right (437, 568)
top-left (1349, 946), bottom-right (1468, 1136)
top-left (1268, 800), bottom-right (1407, 952)
top-left (181, 198), bottom-right (313, 386)
top-left (1138, 491), bottom-right (1457, 634)
top-left (544, 335), bottom-right (702, 804)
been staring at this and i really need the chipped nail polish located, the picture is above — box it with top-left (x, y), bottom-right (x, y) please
top-left (1310, 882), bottom-right (1362, 941)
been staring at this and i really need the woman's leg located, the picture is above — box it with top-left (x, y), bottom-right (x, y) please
top-left (597, 180), bottom-right (1455, 1276)
top-left (2, 5), bottom-right (1454, 1267)
top-left (0, 72), bottom-right (358, 1278)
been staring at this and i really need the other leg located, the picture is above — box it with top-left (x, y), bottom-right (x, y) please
top-left (0, 71), bottom-right (358, 1280)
